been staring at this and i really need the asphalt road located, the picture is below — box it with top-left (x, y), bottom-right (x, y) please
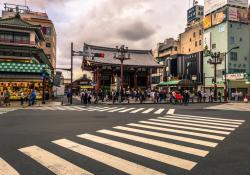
top-left (0, 103), bottom-right (249, 175)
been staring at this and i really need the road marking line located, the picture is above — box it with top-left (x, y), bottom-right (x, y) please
top-left (167, 109), bottom-right (175, 115)
top-left (108, 108), bottom-right (126, 112)
top-left (142, 108), bottom-right (155, 114)
top-left (61, 106), bottom-right (77, 111)
top-left (151, 118), bottom-right (235, 131)
top-left (140, 121), bottom-right (231, 135)
top-left (127, 123), bottom-right (225, 140)
top-left (78, 134), bottom-right (197, 170)
top-left (154, 108), bottom-right (165, 114)
top-left (53, 139), bottom-right (165, 175)
top-left (158, 116), bottom-right (240, 128)
top-left (54, 106), bottom-right (66, 110)
top-left (0, 157), bottom-right (20, 175)
top-left (130, 108), bottom-right (145, 113)
top-left (86, 107), bottom-right (103, 111)
top-left (114, 126), bottom-right (218, 148)
top-left (171, 114), bottom-right (245, 123)
top-left (44, 107), bottom-right (57, 110)
top-left (165, 115), bottom-right (243, 125)
top-left (97, 107), bottom-right (118, 111)
top-left (119, 108), bottom-right (136, 113)
top-left (69, 106), bottom-right (87, 111)
top-left (98, 129), bottom-right (209, 157)
top-left (19, 145), bottom-right (93, 175)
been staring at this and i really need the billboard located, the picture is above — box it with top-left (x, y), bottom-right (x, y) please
top-left (203, 14), bottom-right (212, 29)
top-left (187, 6), bottom-right (197, 22)
top-left (205, 0), bottom-right (248, 15)
top-left (228, 7), bottom-right (249, 23)
top-left (228, 7), bottom-right (238, 21)
top-left (238, 8), bottom-right (249, 23)
top-left (212, 7), bottom-right (227, 25)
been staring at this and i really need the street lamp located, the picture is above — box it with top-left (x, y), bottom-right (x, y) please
top-left (224, 46), bottom-right (239, 102)
top-left (42, 67), bottom-right (47, 104)
top-left (207, 52), bottom-right (223, 101)
top-left (113, 45), bottom-right (131, 103)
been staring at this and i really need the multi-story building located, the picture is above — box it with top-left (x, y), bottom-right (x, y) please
top-left (2, 3), bottom-right (56, 68)
top-left (203, 0), bottom-right (250, 97)
top-left (0, 13), bottom-right (52, 100)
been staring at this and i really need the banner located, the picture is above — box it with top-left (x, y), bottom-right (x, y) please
top-left (212, 8), bottom-right (227, 25)
top-left (228, 7), bottom-right (238, 21)
top-left (203, 32), bottom-right (211, 50)
top-left (203, 14), bottom-right (212, 29)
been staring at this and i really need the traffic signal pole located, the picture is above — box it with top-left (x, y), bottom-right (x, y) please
top-left (70, 42), bottom-right (73, 105)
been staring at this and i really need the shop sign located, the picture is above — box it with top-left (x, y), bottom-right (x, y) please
top-left (212, 8), bottom-right (227, 25)
top-left (226, 73), bottom-right (245, 80)
top-left (203, 14), bottom-right (212, 29)
top-left (228, 7), bottom-right (238, 21)
top-left (79, 81), bottom-right (89, 85)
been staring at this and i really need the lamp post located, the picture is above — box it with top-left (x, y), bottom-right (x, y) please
top-left (207, 52), bottom-right (223, 101)
top-left (113, 45), bottom-right (131, 103)
top-left (42, 67), bottom-right (46, 104)
top-left (224, 46), bottom-right (239, 102)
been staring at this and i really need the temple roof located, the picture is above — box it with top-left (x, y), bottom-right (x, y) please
top-left (83, 43), bottom-right (162, 68)
top-left (0, 13), bottom-right (44, 40)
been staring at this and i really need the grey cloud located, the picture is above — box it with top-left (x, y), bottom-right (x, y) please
top-left (117, 21), bottom-right (156, 41)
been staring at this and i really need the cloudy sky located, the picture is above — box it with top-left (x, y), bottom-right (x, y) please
top-left (0, 0), bottom-right (248, 79)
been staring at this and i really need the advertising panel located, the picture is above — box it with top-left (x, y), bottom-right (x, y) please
top-left (203, 32), bottom-right (211, 50)
top-left (203, 14), bottom-right (212, 29)
top-left (212, 7), bottom-right (227, 25)
top-left (187, 6), bottom-right (196, 22)
top-left (228, 7), bottom-right (238, 21)
top-left (205, 0), bottom-right (248, 15)
top-left (238, 8), bottom-right (249, 23)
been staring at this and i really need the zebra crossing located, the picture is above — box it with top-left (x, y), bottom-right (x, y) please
top-left (0, 108), bottom-right (17, 116)
top-left (206, 103), bottom-right (250, 112)
top-left (1, 113), bottom-right (245, 175)
top-left (26, 105), bottom-right (176, 115)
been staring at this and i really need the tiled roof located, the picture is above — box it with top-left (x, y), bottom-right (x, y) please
top-left (83, 43), bottom-right (162, 67)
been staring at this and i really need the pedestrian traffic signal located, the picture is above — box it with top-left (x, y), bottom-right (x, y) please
top-left (93, 53), bottom-right (105, 58)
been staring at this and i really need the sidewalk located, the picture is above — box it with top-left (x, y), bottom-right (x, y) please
top-left (0, 99), bottom-right (62, 108)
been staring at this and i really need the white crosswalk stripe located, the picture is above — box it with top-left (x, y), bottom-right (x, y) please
top-left (0, 157), bottom-right (20, 175)
top-left (130, 108), bottom-right (145, 113)
top-left (142, 108), bottom-right (155, 114)
top-left (119, 108), bottom-right (136, 113)
top-left (19, 145), bottom-right (93, 175)
top-left (97, 129), bottom-right (209, 157)
top-left (206, 103), bottom-right (250, 112)
top-left (78, 133), bottom-right (197, 170)
top-left (97, 107), bottom-right (118, 111)
top-left (53, 139), bottom-right (165, 175)
top-left (139, 121), bottom-right (231, 135)
top-left (113, 126), bottom-right (218, 147)
top-left (2, 112), bottom-right (244, 174)
top-left (107, 107), bottom-right (126, 112)
top-left (154, 108), bottom-right (165, 114)
top-left (150, 118), bottom-right (236, 131)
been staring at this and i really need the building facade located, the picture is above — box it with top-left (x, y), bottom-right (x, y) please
top-left (0, 13), bottom-right (52, 100)
top-left (82, 43), bottom-right (162, 91)
top-left (2, 3), bottom-right (56, 68)
top-left (203, 0), bottom-right (250, 96)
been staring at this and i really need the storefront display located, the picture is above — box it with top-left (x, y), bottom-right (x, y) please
top-left (0, 81), bottom-right (44, 100)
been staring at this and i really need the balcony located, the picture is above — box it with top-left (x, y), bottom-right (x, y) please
top-left (0, 38), bottom-right (36, 46)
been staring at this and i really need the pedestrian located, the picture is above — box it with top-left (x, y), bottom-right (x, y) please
top-left (4, 90), bottom-right (11, 106)
top-left (0, 91), bottom-right (4, 106)
top-left (29, 90), bottom-right (36, 106)
top-left (218, 91), bottom-right (222, 103)
top-left (67, 90), bottom-right (71, 103)
top-left (20, 91), bottom-right (25, 106)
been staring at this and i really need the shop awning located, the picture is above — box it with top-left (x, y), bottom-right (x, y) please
top-left (0, 62), bottom-right (51, 75)
top-left (158, 79), bottom-right (195, 87)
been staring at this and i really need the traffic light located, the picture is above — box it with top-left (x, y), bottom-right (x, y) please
top-left (93, 53), bottom-right (105, 58)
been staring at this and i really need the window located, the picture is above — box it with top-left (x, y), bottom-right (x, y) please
top-left (199, 29), bottom-right (202, 35)
top-left (199, 40), bottom-right (202, 45)
top-left (245, 57), bottom-right (247, 61)
top-left (189, 48), bottom-right (191, 52)
top-left (46, 54), bottom-right (51, 59)
top-left (174, 47), bottom-right (177, 51)
top-left (230, 24), bottom-right (233, 28)
top-left (230, 36), bottom-right (235, 44)
top-left (195, 41), bottom-right (197, 47)
top-left (240, 38), bottom-right (242, 42)
top-left (212, 44), bottom-right (216, 49)
top-left (190, 38), bottom-right (192, 42)
top-left (46, 42), bottom-right (51, 48)
top-left (230, 52), bottom-right (237, 61)
top-left (193, 32), bottom-right (196, 37)
top-left (42, 27), bottom-right (52, 35)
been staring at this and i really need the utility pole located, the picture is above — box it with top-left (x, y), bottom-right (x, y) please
top-left (70, 42), bottom-right (73, 105)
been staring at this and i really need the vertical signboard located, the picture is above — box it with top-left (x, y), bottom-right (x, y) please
top-left (238, 8), bottom-right (249, 23)
top-left (203, 14), bottom-right (212, 29)
top-left (203, 32), bottom-right (211, 50)
top-left (228, 7), bottom-right (238, 21)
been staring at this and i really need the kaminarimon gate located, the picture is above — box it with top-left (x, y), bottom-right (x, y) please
top-left (82, 43), bottom-right (162, 91)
